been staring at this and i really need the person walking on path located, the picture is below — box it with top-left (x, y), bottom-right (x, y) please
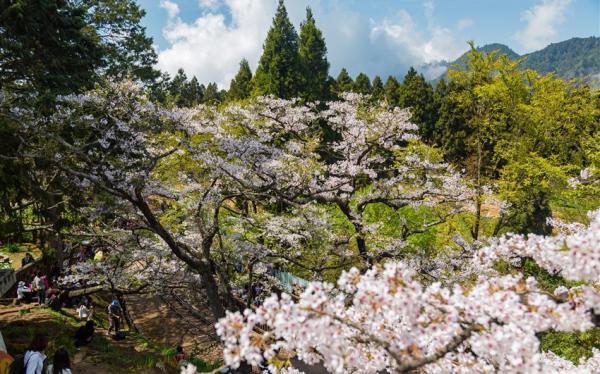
top-left (107, 300), bottom-right (123, 336)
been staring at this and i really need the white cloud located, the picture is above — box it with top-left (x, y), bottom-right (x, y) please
top-left (157, 0), bottom-right (275, 88)
top-left (198, 0), bottom-right (220, 10)
top-left (160, 0), bottom-right (179, 19)
top-left (155, 0), bottom-right (469, 86)
top-left (370, 2), bottom-right (466, 78)
top-left (516, 0), bottom-right (573, 51)
top-left (457, 18), bottom-right (474, 31)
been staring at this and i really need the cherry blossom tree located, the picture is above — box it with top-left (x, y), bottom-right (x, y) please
top-left (215, 210), bottom-right (600, 373)
top-left (21, 80), bottom-right (470, 320)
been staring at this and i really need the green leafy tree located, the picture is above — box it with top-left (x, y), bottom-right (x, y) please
top-left (353, 73), bottom-right (371, 94)
top-left (399, 67), bottom-right (437, 142)
top-left (228, 59), bottom-right (253, 101)
top-left (252, 0), bottom-right (301, 99)
top-left (383, 76), bottom-right (400, 106)
top-left (298, 7), bottom-right (329, 101)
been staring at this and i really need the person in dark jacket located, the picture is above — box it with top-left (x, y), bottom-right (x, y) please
top-left (74, 320), bottom-right (95, 347)
top-left (21, 253), bottom-right (34, 267)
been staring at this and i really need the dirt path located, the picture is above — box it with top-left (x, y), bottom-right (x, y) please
top-left (126, 294), bottom-right (222, 362)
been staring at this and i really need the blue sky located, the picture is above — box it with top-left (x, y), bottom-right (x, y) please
top-left (137, 0), bottom-right (600, 87)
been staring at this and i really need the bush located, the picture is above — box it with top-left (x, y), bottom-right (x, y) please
top-left (3, 243), bottom-right (21, 253)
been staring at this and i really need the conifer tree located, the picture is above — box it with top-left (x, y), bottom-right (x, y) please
top-left (185, 77), bottom-right (204, 106)
top-left (252, 0), bottom-right (301, 99)
top-left (371, 75), bottom-right (384, 101)
top-left (383, 76), bottom-right (400, 106)
top-left (228, 59), bottom-right (253, 101)
top-left (204, 82), bottom-right (221, 104)
top-left (399, 67), bottom-right (437, 142)
top-left (298, 7), bottom-right (329, 102)
top-left (353, 73), bottom-right (371, 94)
top-left (334, 68), bottom-right (354, 96)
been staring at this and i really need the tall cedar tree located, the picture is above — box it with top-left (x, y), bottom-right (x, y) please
top-left (253, 0), bottom-right (301, 99)
top-left (0, 0), bottom-right (103, 94)
top-left (371, 76), bottom-right (384, 101)
top-left (83, 0), bottom-right (159, 83)
top-left (228, 59), bottom-right (253, 101)
top-left (298, 7), bottom-right (329, 101)
top-left (353, 73), bottom-right (372, 94)
top-left (383, 76), bottom-right (400, 106)
top-left (334, 68), bottom-right (354, 96)
top-left (399, 67), bottom-right (437, 142)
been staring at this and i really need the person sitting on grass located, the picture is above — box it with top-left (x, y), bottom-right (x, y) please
top-left (74, 320), bottom-right (95, 347)
top-left (17, 281), bottom-right (32, 304)
top-left (107, 299), bottom-right (123, 337)
top-left (47, 348), bottom-right (72, 374)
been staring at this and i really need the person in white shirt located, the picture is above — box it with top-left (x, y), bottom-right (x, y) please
top-left (46, 348), bottom-right (72, 374)
top-left (77, 302), bottom-right (92, 320)
top-left (24, 333), bottom-right (48, 374)
top-left (17, 281), bottom-right (32, 303)
top-left (32, 273), bottom-right (46, 305)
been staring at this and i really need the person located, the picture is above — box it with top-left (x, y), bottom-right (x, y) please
top-left (107, 300), bottom-right (123, 336)
top-left (21, 253), bottom-right (34, 267)
top-left (175, 346), bottom-right (189, 369)
top-left (175, 346), bottom-right (185, 362)
top-left (74, 320), bottom-right (95, 347)
top-left (32, 273), bottom-right (46, 306)
top-left (17, 281), bottom-right (32, 304)
top-left (24, 333), bottom-right (48, 374)
top-left (77, 301), bottom-right (92, 320)
top-left (46, 348), bottom-right (71, 374)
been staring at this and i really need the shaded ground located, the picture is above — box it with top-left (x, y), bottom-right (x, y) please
top-left (0, 305), bottom-right (181, 373)
top-left (126, 294), bottom-right (222, 363)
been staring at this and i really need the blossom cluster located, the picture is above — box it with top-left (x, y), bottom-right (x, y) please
top-left (215, 212), bottom-right (600, 373)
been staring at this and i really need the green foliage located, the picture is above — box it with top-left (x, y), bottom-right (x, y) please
top-left (0, 0), bottom-right (102, 93)
top-left (440, 37), bottom-right (600, 83)
top-left (353, 73), bottom-right (371, 94)
top-left (521, 258), bottom-right (581, 292)
top-left (383, 76), bottom-right (400, 106)
top-left (2, 243), bottom-right (21, 253)
top-left (333, 68), bottom-right (354, 96)
top-left (434, 43), bottom-right (599, 235)
top-left (371, 76), bottom-right (384, 101)
top-left (82, 0), bottom-right (159, 82)
top-left (399, 67), bottom-right (437, 142)
top-left (252, 0), bottom-right (302, 99)
top-left (298, 7), bottom-right (329, 101)
top-left (540, 328), bottom-right (600, 364)
top-left (228, 59), bottom-right (253, 101)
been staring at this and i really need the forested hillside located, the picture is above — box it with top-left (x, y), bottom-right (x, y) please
top-left (438, 37), bottom-right (600, 82)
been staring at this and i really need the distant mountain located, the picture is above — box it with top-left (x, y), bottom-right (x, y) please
top-left (431, 37), bottom-right (600, 83)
